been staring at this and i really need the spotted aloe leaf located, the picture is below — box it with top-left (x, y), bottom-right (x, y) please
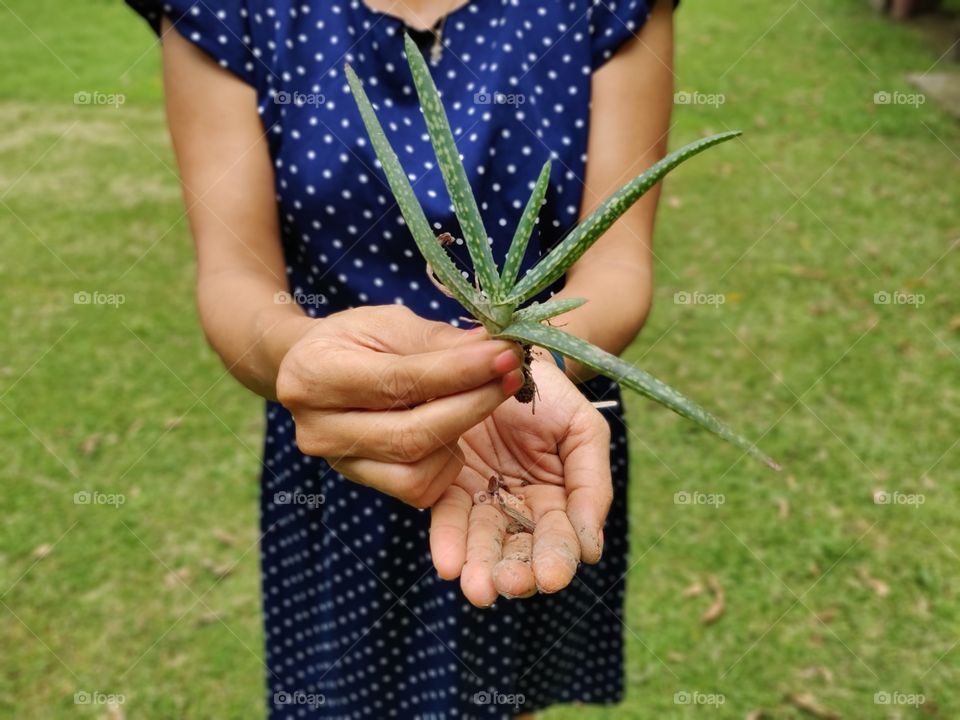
top-left (497, 320), bottom-right (782, 470)
top-left (348, 50), bottom-right (775, 470)
top-left (345, 64), bottom-right (492, 323)
top-left (512, 297), bottom-right (586, 324)
top-left (403, 34), bottom-right (499, 298)
top-left (498, 159), bottom-right (552, 300)
top-left (510, 131), bottom-right (742, 303)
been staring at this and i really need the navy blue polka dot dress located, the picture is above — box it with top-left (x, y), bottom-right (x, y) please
top-left (129, 1), bottom-right (662, 717)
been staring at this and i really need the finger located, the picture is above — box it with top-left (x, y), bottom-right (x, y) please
top-left (461, 503), bottom-right (507, 608)
top-left (493, 533), bottom-right (536, 599)
top-left (331, 443), bottom-right (464, 508)
top-left (429, 485), bottom-right (473, 580)
top-left (532, 509), bottom-right (580, 594)
top-left (562, 410), bottom-right (613, 564)
top-left (320, 340), bottom-right (522, 409)
top-left (351, 305), bottom-right (490, 356)
top-left (304, 374), bottom-right (524, 463)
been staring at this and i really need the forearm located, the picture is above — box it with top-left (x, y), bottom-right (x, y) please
top-left (197, 268), bottom-right (315, 400)
top-left (544, 253), bottom-right (653, 382)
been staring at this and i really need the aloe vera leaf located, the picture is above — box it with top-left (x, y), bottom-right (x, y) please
top-left (402, 33), bottom-right (499, 297)
top-left (345, 64), bottom-right (491, 322)
top-left (499, 159), bottom-right (551, 298)
top-left (497, 320), bottom-right (781, 470)
top-left (510, 131), bottom-right (742, 302)
top-left (512, 297), bottom-right (587, 324)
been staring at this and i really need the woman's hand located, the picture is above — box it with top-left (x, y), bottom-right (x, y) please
top-left (428, 357), bottom-right (614, 607)
top-left (276, 305), bottom-right (525, 507)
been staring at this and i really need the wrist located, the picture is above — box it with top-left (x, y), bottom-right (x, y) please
top-left (256, 308), bottom-right (317, 398)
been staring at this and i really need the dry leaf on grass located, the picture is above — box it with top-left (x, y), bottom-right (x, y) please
top-left (212, 528), bottom-right (240, 547)
top-left (682, 580), bottom-right (705, 598)
top-left (79, 434), bottom-right (101, 455)
top-left (814, 608), bottom-right (839, 624)
top-left (202, 560), bottom-right (235, 579)
top-left (163, 567), bottom-right (191, 590)
top-left (702, 575), bottom-right (726, 625)
top-left (787, 692), bottom-right (841, 719)
top-left (798, 666), bottom-right (835, 684)
top-left (197, 610), bottom-right (224, 626)
top-left (31, 544), bottom-right (52, 560)
top-left (858, 568), bottom-right (890, 597)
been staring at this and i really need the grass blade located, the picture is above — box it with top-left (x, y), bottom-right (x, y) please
top-left (345, 64), bottom-right (491, 322)
top-left (497, 320), bottom-right (781, 470)
top-left (403, 33), bottom-right (499, 297)
top-left (498, 159), bottom-right (551, 299)
top-left (510, 131), bottom-right (742, 302)
top-left (512, 297), bottom-right (586, 324)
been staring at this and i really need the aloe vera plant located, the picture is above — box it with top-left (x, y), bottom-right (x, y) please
top-left (344, 34), bottom-right (780, 471)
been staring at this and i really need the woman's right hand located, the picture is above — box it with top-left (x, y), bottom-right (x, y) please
top-left (276, 305), bottom-right (525, 508)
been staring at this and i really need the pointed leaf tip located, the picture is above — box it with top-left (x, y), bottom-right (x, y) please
top-left (496, 320), bottom-right (780, 471)
top-left (402, 26), bottom-right (499, 295)
top-left (510, 131), bottom-right (743, 302)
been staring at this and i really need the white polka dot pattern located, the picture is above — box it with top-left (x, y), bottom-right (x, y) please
top-left (127, 1), bottom-right (657, 717)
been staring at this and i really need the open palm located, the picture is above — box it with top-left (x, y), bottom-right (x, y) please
top-left (429, 358), bottom-right (613, 607)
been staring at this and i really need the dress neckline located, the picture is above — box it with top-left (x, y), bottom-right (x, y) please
top-left (356, 0), bottom-right (476, 33)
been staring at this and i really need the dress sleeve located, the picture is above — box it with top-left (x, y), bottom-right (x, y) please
top-left (126, 0), bottom-right (257, 86)
top-left (589, 0), bottom-right (677, 71)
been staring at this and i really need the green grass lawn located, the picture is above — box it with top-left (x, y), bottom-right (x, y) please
top-left (1, 0), bottom-right (958, 717)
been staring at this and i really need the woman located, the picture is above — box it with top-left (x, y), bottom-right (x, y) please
top-left (128, 0), bottom-right (673, 716)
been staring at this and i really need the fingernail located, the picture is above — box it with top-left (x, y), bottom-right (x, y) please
top-left (502, 369), bottom-right (524, 395)
top-left (493, 349), bottom-right (522, 374)
top-left (466, 326), bottom-right (487, 335)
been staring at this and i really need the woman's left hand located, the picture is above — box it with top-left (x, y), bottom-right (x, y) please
top-left (428, 356), bottom-right (614, 607)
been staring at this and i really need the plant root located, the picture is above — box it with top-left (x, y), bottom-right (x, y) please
top-left (514, 344), bottom-right (538, 410)
top-left (484, 475), bottom-right (535, 533)
top-left (425, 262), bottom-right (456, 299)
